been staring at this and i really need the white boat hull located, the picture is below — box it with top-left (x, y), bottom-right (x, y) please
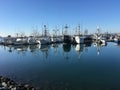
top-left (40, 38), bottom-right (50, 45)
top-left (75, 36), bottom-right (84, 44)
top-left (114, 38), bottom-right (120, 43)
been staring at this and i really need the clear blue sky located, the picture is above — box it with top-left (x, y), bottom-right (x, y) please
top-left (0, 0), bottom-right (120, 36)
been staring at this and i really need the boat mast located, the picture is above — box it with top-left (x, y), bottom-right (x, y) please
top-left (44, 25), bottom-right (47, 37)
top-left (97, 26), bottom-right (100, 36)
top-left (53, 26), bottom-right (59, 37)
top-left (64, 24), bottom-right (68, 35)
top-left (78, 25), bottom-right (80, 35)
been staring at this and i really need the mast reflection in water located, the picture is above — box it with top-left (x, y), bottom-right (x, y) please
top-left (1, 42), bottom-right (120, 90)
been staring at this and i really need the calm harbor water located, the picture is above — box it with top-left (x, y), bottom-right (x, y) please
top-left (0, 42), bottom-right (120, 90)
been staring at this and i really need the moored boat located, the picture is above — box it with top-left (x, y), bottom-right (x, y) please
top-left (39, 25), bottom-right (51, 45)
top-left (62, 25), bottom-right (71, 44)
top-left (14, 37), bottom-right (28, 45)
top-left (28, 36), bottom-right (40, 45)
top-left (75, 35), bottom-right (85, 44)
top-left (114, 38), bottom-right (120, 44)
top-left (75, 25), bottom-right (85, 44)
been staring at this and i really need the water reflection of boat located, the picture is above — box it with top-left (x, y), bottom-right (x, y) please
top-left (39, 44), bottom-right (50, 59)
top-left (93, 41), bottom-right (107, 47)
top-left (84, 42), bottom-right (92, 47)
top-left (52, 44), bottom-right (59, 55)
top-left (62, 44), bottom-right (71, 52)
top-left (52, 44), bottom-right (58, 48)
top-left (39, 44), bottom-right (50, 51)
top-left (75, 25), bottom-right (85, 44)
top-left (62, 44), bottom-right (71, 60)
top-left (29, 45), bottom-right (40, 52)
top-left (75, 44), bottom-right (84, 52)
top-left (93, 42), bottom-right (107, 55)
top-left (5, 45), bottom-right (14, 53)
top-left (75, 44), bottom-right (84, 59)
top-left (14, 45), bottom-right (28, 52)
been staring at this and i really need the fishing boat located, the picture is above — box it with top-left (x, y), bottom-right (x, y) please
top-left (94, 26), bottom-right (107, 45)
top-left (51, 27), bottom-right (62, 43)
top-left (62, 25), bottom-right (71, 44)
top-left (51, 35), bottom-right (61, 43)
top-left (39, 25), bottom-right (51, 45)
top-left (28, 36), bottom-right (40, 45)
top-left (114, 37), bottom-right (120, 44)
top-left (75, 36), bottom-right (85, 44)
top-left (14, 37), bottom-right (28, 45)
top-left (75, 25), bottom-right (85, 44)
top-left (4, 36), bottom-right (15, 45)
top-left (40, 37), bottom-right (50, 45)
